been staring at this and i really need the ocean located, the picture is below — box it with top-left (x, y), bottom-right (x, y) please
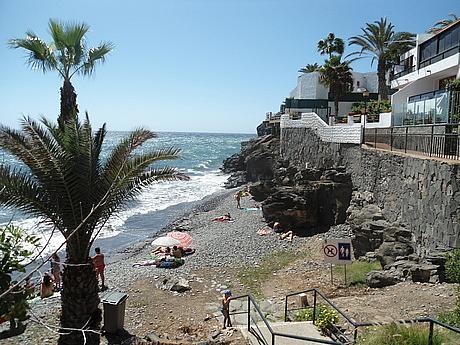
top-left (0, 131), bottom-right (253, 256)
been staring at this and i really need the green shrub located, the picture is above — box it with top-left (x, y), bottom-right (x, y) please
top-left (445, 249), bottom-right (460, 283)
top-left (350, 100), bottom-right (391, 115)
top-left (293, 304), bottom-right (339, 334)
top-left (357, 323), bottom-right (454, 345)
top-left (0, 225), bottom-right (40, 333)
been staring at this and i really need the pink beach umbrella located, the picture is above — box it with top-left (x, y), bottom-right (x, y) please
top-left (166, 231), bottom-right (193, 248)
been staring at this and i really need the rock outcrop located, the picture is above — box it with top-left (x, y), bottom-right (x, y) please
top-left (222, 135), bottom-right (279, 188)
top-left (347, 191), bottom-right (446, 287)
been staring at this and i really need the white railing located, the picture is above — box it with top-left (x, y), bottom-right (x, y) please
top-left (280, 113), bottom-right (362, 144)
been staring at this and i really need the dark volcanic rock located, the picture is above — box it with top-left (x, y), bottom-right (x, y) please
top-left (221, 135), bottom-right (280, 186)
top-left (261, 172), bottom-right (352, 230)
top-left (367, 270), bottom-right (401, 288)
top-left (375, 241), bottom-right (414, 268)
top-left (224, 171), bottom-right (247, 189)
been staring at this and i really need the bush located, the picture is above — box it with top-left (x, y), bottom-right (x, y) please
top-left (293, 304), bottom-right (339, 334)
top-left (351, 100), bottom-right (391, 115)
top-left (445, 249), bottom-right (460, 283)
top-left (0, 225), bottom-right (40, 333)
top-left (357, 323), bottom-right (454, 345)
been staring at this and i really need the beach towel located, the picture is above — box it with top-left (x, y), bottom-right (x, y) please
top-left (243, 207), bottom-right (260, 211)
top-left (133, 259), bottom-right (158, 267)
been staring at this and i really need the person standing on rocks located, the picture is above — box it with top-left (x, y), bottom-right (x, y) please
top-left (221, 290), bottom-right (233, 329)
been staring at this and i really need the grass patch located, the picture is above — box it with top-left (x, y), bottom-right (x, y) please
top-left (236, 249), bottom-right (309, 299)
top-left (333, 260), bottom-right (381, 287)
top-left (357, 323), bottom-right (459, 345)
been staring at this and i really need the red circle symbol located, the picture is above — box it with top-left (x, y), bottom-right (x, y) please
top-left (324, 244), bottom-right (337, 257)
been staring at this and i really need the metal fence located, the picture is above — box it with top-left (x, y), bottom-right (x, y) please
top-left (284, 288), bottom-right (460, 345)
top-left (362, 124), bottom-right (460, 160)
top-left (230, 294), bottom-right (343, 345)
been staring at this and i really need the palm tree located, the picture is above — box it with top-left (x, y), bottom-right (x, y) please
top-left (9, 19), bottom-right (113, 130)
top-left (428, 13), bottom-right (459, 33)
top-left (348, 17), bottom-right (415, 100)
top-left (317, 33), bottom-right (345, 58)
top-left (298, 63), bottom-right (321, 73)
top-left (319, 55), bottom-right (354, 119)
top-left (0, 114), bottom-right (188, 345)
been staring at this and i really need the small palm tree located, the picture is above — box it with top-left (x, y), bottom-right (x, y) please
top-left (298, 63), bottom-right (321, 73)
top-left (319, 55), bottom-right (354, 118)
top-left (428, 13), bottom-right (459, 33)
top-left (0, 115), bottom-right (188, 345)
top-left (9, 19), bottom-right (113, 130)
top-left (348, 17), bottom-right (415, 100)
top-left (317, 33), bottom-right (345, 58)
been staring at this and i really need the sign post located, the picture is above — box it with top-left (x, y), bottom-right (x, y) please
top-left (323, 238), bottom-right (353, 285)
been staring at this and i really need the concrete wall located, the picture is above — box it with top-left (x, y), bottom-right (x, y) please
top-left (280, 127), bottom-right (460, 256)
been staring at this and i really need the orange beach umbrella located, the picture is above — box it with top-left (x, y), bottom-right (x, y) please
top-left (166, 231), bottom-right (193, 248)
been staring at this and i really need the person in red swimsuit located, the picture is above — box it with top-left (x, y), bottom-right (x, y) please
top-left (92, 247), bottom-right (106, 290)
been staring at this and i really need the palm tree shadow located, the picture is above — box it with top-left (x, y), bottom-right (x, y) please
top-left (0, 323), bottom-right (27, 340)
top-left (104, 328), bottom-right (137, 345)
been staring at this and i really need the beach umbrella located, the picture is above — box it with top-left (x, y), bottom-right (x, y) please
top-left (166, 231), bottom-right (193, 248)
top-left (151, 236), bottom-right (181, 247)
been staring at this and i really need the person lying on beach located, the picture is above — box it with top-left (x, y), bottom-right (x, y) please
top-left (257, 227), bottom-right (272, 236)
top-left (212, 213), bottom-right (232, 222)
top-left (272, 222), bottom-right (284, 233)
top-left (40, 273), bottom-right (54, 299)
top-left (172, 245), bottom-right (182, 258)
top-left (279, 229), bottom-right (295, 242)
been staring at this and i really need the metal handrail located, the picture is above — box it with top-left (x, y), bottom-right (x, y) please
top-left (230, 294), bottom-right (343, 345)
top-left (284, 288), bottom-right (460, 344)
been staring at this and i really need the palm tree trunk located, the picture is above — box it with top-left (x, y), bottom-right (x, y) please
top-left (59, 79), bottom-right (79, 130)
top-left (377, 59), bottom-right (388, 101)
top-left (58, 257), bottom-right (101, 345)
top-left (334, 97), bottom-right (339, 117)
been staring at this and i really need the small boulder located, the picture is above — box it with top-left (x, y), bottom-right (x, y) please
top-left (367, 270), bottom-right (400, 288)
top-left (170, 278), bottom-right (191, 293)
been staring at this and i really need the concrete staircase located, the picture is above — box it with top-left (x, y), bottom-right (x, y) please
top-left (238, 321), bottom-right (331, 345)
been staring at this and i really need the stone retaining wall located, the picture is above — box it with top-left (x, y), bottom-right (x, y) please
top-left (280, 127), bottom-right (460, 256)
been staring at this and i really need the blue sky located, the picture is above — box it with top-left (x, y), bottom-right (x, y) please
top-left (0, 0), bottom-right (459, 134)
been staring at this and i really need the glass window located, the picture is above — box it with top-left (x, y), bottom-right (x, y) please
top-left (415, 100), bottom-right (425, 124)
top-left (435, 92), bottom-right (449, 123)
top-left (424, 98), bottom-right (435, 124)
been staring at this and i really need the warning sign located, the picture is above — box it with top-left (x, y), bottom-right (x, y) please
top-left (323, 238), bottom-right (353, 264)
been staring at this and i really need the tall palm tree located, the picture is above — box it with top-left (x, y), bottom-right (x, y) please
top-left (317, 33), bottom-right (345, 58)
top-left (9, 19), bottom-right (113, 130)
top-left (428, 13), bottom-right (459, 33)
top-left (0, 114), bottom-right (188, 345)
top-left (348, 17), bottom-right (415, 100)
top-left (319, 55), bottom-right (354, 119)
top-left (298, 63), bottom-right (321, 73)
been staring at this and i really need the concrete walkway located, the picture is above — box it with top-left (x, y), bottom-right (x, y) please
top-left (239, 321), bottom-right (332, 345)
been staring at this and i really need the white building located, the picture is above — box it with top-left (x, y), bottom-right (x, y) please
top-left (391, 20), bottom-right (460, 126)
top-left (284, 71), bottom-right (379, 122)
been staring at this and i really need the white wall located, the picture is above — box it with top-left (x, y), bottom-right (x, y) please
top-left (292, 71), bottom-right (379, 100)
top-left (362, 112), bottom-right (392, 128)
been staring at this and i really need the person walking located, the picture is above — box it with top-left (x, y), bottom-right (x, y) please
top-left (221, 290), bottom-right (233, 329)
top-left (92, 247), bottom-right (106, 290)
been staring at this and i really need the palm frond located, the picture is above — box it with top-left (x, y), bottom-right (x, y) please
top-left (80, 42), bottom-right (114, 76)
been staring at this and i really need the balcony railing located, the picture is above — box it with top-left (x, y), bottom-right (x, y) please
top-left (391, 65), bottom-right (416, 80)
top-left (363, 124), bottom-right (460, 160)
top-left (419, 45), bottom-right (460, 69)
